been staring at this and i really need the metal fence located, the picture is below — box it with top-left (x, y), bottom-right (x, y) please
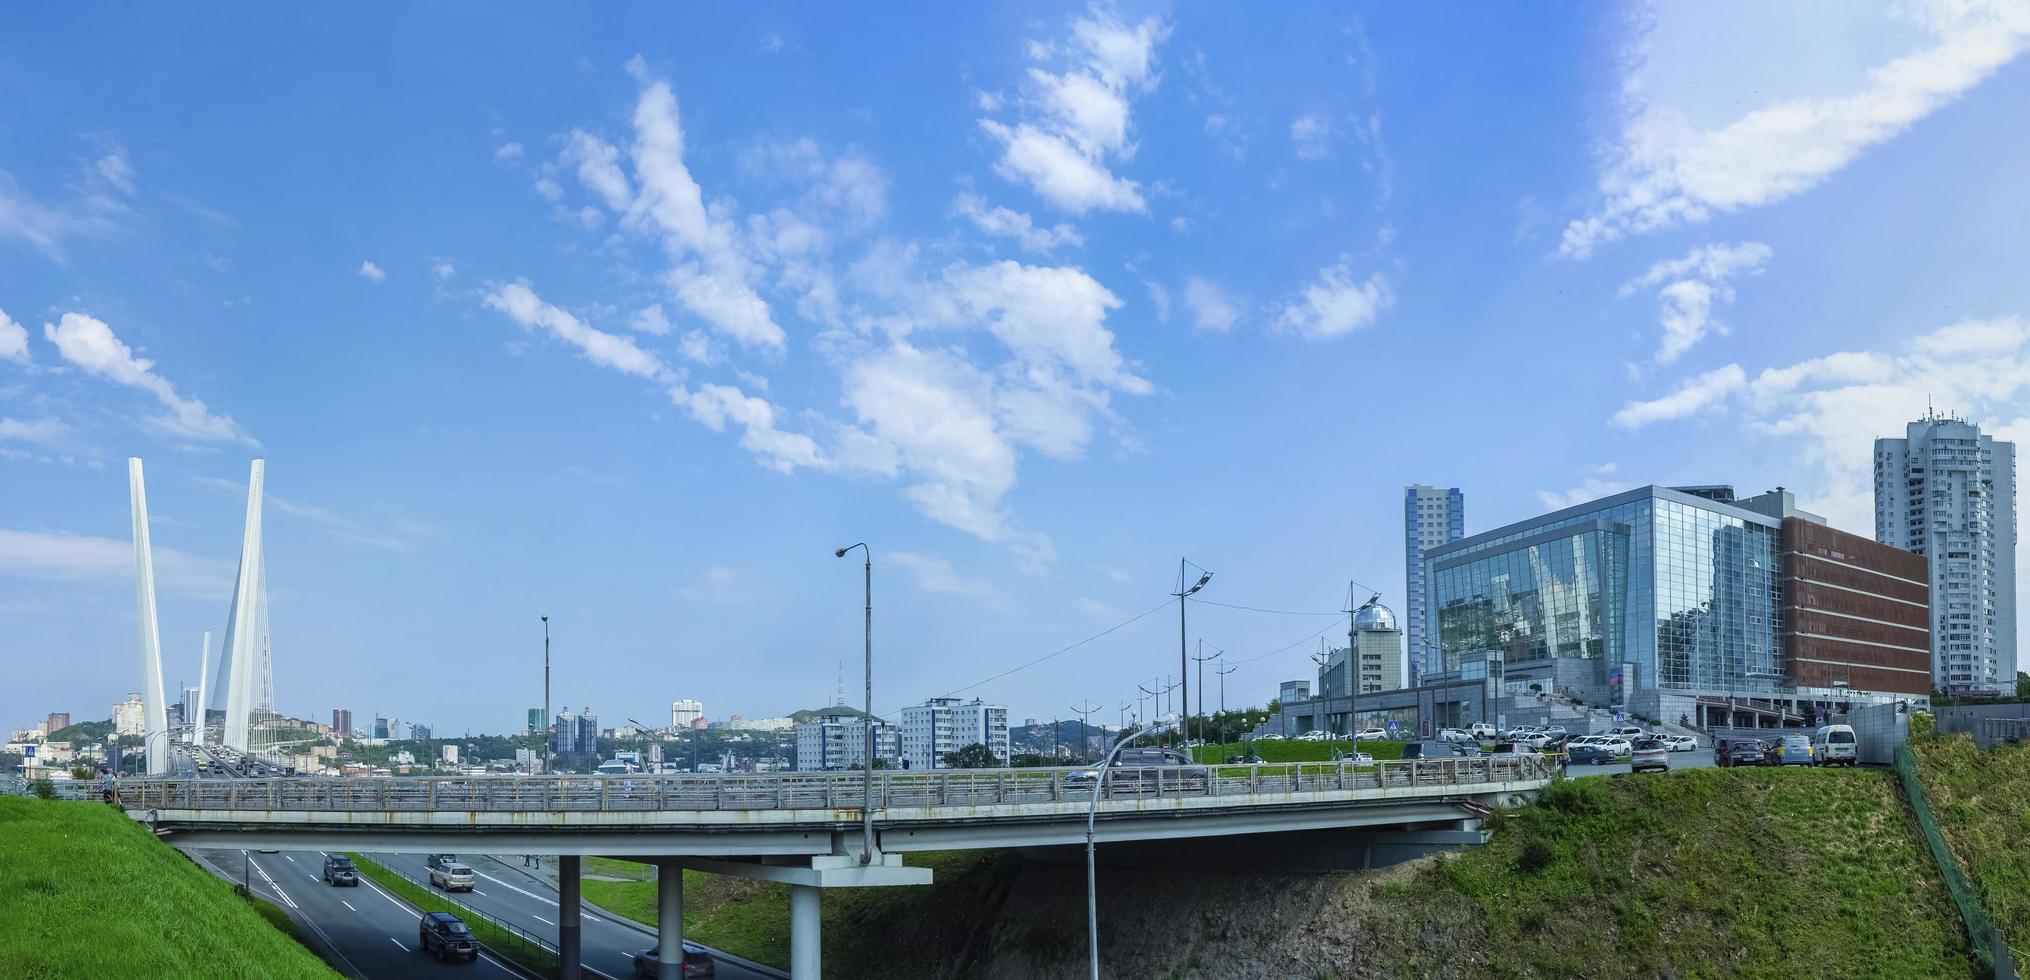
top-left (117, 755), bottom-right (1553, 814)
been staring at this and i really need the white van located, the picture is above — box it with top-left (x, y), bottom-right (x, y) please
top-left (1812, 724), bottom-right (1858, 766)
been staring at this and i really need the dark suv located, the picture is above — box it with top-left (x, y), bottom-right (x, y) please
top-left (1717, 739), bottom-right (1766, 767)
top-left (322, 854), bottom-right (358, 886)
top-left (419, 912), bottom-right (478, 962)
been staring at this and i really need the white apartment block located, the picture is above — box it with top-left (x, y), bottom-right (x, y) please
top-left (1404, 485), bottom-right (1464, 686)
top-left (112, 693), bottom-right (145, 736)
top-left (793, 712), bottom-right (898, 771)
top-left (670, 699), bottom-right (703, 729)
top-left (899, 698), bottom-right (1009, 770)
top-left (1875, 413), bottom-right (2018, 694)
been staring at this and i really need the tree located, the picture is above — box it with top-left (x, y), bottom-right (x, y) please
top-left (2017, 671), bottom-right (2030, 701)
top-left (942, 743), bottom-right (999, 769)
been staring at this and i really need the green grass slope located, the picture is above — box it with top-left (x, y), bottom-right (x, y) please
top-left (1911, 731), bottom-right (2030, 943)
top-left (0, 796), bottom-right (339, 980)
top-left (1361, 768), bottom-right (1974, 980)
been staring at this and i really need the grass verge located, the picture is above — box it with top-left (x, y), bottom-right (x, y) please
top-left (344, 852), bottom-right (559, 974)
top-left (1910, 731), bottom-right (2030, 946)
top-left (1189, 738), bottom-right (1408, 763)
top-left (1362, 767), bottom-right (1975, 979)
top-left (0, 795), bottom-right (340, 979)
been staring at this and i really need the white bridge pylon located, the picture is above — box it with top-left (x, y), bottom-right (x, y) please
top-left (128, 459), bottom-right (170, 775)
top-left (220, 459), bottom-right (267, 753)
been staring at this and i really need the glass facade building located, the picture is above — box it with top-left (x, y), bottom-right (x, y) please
top-left (1425, 486), bottom-right (1782, 711)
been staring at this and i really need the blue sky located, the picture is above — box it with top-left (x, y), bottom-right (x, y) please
top-left (5, 3), bottom-right (2029, 736)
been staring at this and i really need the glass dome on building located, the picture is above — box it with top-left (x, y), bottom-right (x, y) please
top-left (1352, 598), bottom-right (1398, 632)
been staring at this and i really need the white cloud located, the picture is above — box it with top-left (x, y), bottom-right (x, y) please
top-left (482, 281), bottom-right (669, 380)
top-left (0, 306), bottom-right (27, 362)
top-left (630, 304), bottom-right (672, 335)
top-left (842, 343), bottom-right (1021, 542)
top-left (533, 177), bottom-right (564, 201)
top-left (945, 260), bottom-right (1145, 391)
top-left (42, 312), bottom-right (255, 444)
top-left (760, 34), bottom-right (784, 54)
top-left (0, 154), bottom-right (131, 259)
top-left (672, 382), bottom-right (825, 474)
top-left (1273, 256), bottom-right (1392, 339)
top-left (1562, 3), bottom-right (2030, 256)
top-left (1619, 241), bottom-right (1771, 363)
top-left (493, 142), bottom-right (525, 162)
top-left (1290, 113), bottom-right (1332, 159)
top-left (624, 68), bottom-right (787, 351)
top-left (888, 550), bottom-right (984, 596)
top-left (197, 476), bottom-right (427, 553)
top-left (0, 528), bottom-right (232, 597)
top-left (1143, 282), bottom-right (1171, 325)
top-left (1182, 277), bottom-right (1240, 332)
top-left (951, 192), bottom-right (1083, 253)
top-left (562, 129), bottom-right (634, 212)
top-left (1536, 463), bottom-right (1637, 510)
top-left (741, 139), bottom-right (889, 227)
top-left (978, 6), bottom-right (1170, 214)
top-left (432, 260), bottom-right (456, 281)
top-left (358, 260), bottom-right (386, 282)
top-left (675, 565), bottom-right (761, 604)
top-left (1609, 363), bottom-right (1747, 429)
top-left (0, 417), bottom-right (72, 446)
top-left (1203, 114), bottom-right (1247, 162)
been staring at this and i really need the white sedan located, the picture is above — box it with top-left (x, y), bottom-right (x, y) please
top-left (1659, 734), bottom-right (1700, 753)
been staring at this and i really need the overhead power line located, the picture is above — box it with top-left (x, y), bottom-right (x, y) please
top-left (884, 597), bottom-right (1175, 715)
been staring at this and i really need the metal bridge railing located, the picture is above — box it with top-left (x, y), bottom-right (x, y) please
top-left (118, 754), bottom-right (1553, 814)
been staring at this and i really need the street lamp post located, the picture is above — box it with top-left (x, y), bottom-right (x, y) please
top-left (542, 616), bottom-right (551, 774)
top-left (834, 542), bottom-right (875, 865)
top-left (1192, 641), bottom-right (1220, 748)
top-left (1087, 713), bottom-right (1177, 980)
top-left (1171, 560), bottom-right (1211, 748)
top-left (1069, 700), bottom-right (1099, 763)
top-left (1217, 659), bottom-right (1237, 742)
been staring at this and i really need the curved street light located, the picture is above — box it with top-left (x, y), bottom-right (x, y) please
top-left (1084, 713), bottom-right (1177, 980)
top-left (1172, 560), bottom-right (1211, 747)
top-left (834, 542), bottom-right (875, 865)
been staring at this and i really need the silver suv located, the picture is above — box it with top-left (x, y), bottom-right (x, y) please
top-left (429, 863), bottom-right (476, 892)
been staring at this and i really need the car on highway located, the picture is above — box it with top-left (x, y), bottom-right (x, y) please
top-left (429, 863), bottom-right (476, 892)
top-left (1658, 734), bottom-right (1699, 753)
top-left (1629, 739), bottom-right (1669, 773)
top-left (418, 911), bottom-right (479, 962)
top-left (1064, 748), bottom-right (1208, 792)
top-left (1567, 743), bottom-right (1615, 765)
top-left (322, 854), bottom-right (358, 886)
top-left (1354, 728), bottom-right (1389, 742)
top-left (1772, 734), bottom-right (1815, 766)
top-left (632, 941), bottom-right (718, 978)
top-left (426, 853), bottom-right (457, 873)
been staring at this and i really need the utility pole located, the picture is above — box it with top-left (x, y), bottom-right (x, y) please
top-left (541, 616), bottom-right (550, 774)
top-left (1070, 700), bottom-right (1100, 763)
top-left (1171, 559), bottom-right (1211, 747)
top-left (1217, 660), bottom-right (1238, 742)
top-left (1192, 641), bottom-right (1220, 745)
top-left (1137, 683), bottom-right (1156, 728)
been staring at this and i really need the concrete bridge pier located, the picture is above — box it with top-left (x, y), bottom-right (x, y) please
top-left (559, 855), bottom-right (582, 980)
top-left (658, 868), bottom-right (684, 979)
top-left (789, 884), bottom-right (821, 978)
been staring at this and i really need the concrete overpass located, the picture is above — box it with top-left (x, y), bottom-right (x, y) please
top-left (120, 757), bottom-right (1553, 978)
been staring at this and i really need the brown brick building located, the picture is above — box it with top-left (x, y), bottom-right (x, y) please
top-left (1780, 517), bottom-right (1931, 695)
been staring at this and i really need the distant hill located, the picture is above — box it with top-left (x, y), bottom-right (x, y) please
top-left (788, 706), bottom-right (879, 724)
top-left (47, 720), bottom-right (114, 744)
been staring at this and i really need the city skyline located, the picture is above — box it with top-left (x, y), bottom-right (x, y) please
top-left (5, 4), bottom-right (2030, 733)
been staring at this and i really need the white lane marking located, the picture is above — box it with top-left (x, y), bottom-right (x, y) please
top-left (584, 913), bottom-right (603, 923)
top-left (473, 871), bottom-right (558, 907)
top-left (532, 915), bottom-right (553, 926)
top-left (474, 889), bottom-right (489, 897)
top-left (251, 859), bottom-right (298, 910)
top-left (478, 952), bottom-right (518, 975)
top-left (358, 874), bottom-right (421, 920)
top-left (284, 854), bottom-right (296, 863)
top-left (306, 874), bottom-right (318, 882)
top-left (389, 938), bottom-right (410, 952)
top-left (341, 901), bottom-right (358, 912)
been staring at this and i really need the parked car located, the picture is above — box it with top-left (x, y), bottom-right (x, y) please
top-left (1772, 734), bottom-right (1815, 766)
top-left (1469, 722), bottom-right (1498, 739)
top-left (1606, 726), bottom-right (1646, 740)
top-left (1399, 741), bottom-right (1464, 760)
top-left (1629, 739), bottom-right (1670, 773)
top-left (1437, 728), bottom-right (1474, 744)
top-left (418, 912), bottom-right (478, 962)
top-left (632, 942), bottom-right (717, 978)
top-left (429, 863), bottom-right (476, 892)
top-left (1254, 733), bottom-right (1285, 741)
top-left (1567, 743), bottom-right (1615, 765)
top-left (1716, 738), bottom-right (1767, 767)
top-left (322, 854), bottom-right (358, 887)
top-left (1812, 725), bottom-right (1858, 767)
top-left (1517, 732), bottom-right (1555, 750)
top-left (1658, 734), bottom-right (1699, 753)
top-left (1542, 726), bottom-right (1568, 738)
top-left (1354, 728), bottom-right (1389, 742)
top-left (1295, 730), bottom-right (1334, 742)
top-left (1348, 751), bottom-right (1375, 765)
